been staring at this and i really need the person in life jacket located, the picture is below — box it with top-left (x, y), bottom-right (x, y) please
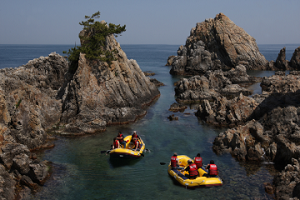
top-left (205, 160), bottom-right (218, 177)
top-left (131, 131), bottom-right (140, 151)
top-left (182, 159), bottom-right (198, 179)
top-left (171, 152), bottom-right (179, 169)
top-left (194, 153), bottom-right (203, 168)
top-left (112, 137), bottom-right (120, 149)
top-left (116, 131), bottom-right (126, 148)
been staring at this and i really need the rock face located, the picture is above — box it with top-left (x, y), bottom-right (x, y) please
top-left (0, 23), bottom-right (161, 198)
top-left (274, 47), bottom-right (289, 70)
top-left (59, 29), bottom-right (160, 134)
top-left (273, 158), bottom-right (300, 200)
top-left (169, 13), bottom-right (268, 75)
top-left (174, 65), bottom-right (254, 103)
top-left (290, 46), bottom-right (300, 70)
top-left (209, 72), bottom-right (300, 199)
top-left (196, 93), bottom-right (259, 127)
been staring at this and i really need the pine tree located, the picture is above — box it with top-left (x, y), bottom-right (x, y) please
top-left (63, 11), bottom-right (126, 71)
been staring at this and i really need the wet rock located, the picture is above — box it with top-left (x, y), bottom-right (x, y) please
top-left (169, 103), bottom-right (187, 112)
top-left (143, 71), bottom-right (155, 76)
top-left (20, 175), bottom-right (39, 191)
top-left (150, 78), bottom-right (165, 87)
top-left (168, 114), bottom-right (178, 121)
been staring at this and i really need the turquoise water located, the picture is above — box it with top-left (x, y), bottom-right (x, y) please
top-left (10, 44), bottom-right (286, 200)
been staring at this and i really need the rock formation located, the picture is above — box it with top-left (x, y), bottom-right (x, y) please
top-left (168, 13), bottom-right (268, 75)
top-left (209, 72), bottom-right (300, 199)
top-left (196, 93), bottom-right (259, 127)
top-left (174, 65), bottom-right (254, 103)
top-left (58, 28), bottom-right (160, 135)
top-left (290, 46), bottom-right (300, 70)
top-left (0, 23), bottom-right (160, 198)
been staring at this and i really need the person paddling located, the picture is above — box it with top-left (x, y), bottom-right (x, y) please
top-left (132, 131), bottom-right (140, 151)
top-left (116, 131), bottom-right (126, 148)
top-left (112, 137), bottom-right (120, 149)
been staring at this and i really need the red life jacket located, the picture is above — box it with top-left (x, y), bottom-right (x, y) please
top-left (134, 140), bottom-right (139, 148)
top-left (118, 134), bottom-right (124, 143)
top-left (209, 164), bottom-right (218, 176)
top-left (113, 140), bottom-right (119, 148)
top-left (194, 157), bottom-right (203, 168)
top-left (133, 134), bottom-right (138, 139)
top-left (118, 133), bottom-right (124, 143)
top-left (189, 163), bottom-right (198, 176)
top-left (171, 156), bottom-right (177, 168)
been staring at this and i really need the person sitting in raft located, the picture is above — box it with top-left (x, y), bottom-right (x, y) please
top-left (170, 152), bottom-right (182, 170)
top-left (205, 160), bottom-right (218, 177)
top-left (181, 159), bottom-right (198, 179)
top-left (194, 153), bottom-right (203, 168)
top-left (112, 137), bottom-right (120, 149)
top-left (116, 131), bottom-right (126, 148)
top-left (131, 131), bottom-right (140, 151)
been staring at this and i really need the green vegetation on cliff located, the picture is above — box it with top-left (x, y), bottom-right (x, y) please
top-left (63, 11), bottom-right (126, 70)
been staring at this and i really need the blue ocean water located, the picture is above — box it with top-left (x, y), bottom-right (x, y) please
top-left (0, 43), bottom-right (299, 199)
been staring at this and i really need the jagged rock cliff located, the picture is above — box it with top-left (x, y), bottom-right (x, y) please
top-left (59, 29), bottom-right (160, 135)
top-left (169, 13), bottom-right (268, 75)
top-left (0, 24), bottom-right (160, 198)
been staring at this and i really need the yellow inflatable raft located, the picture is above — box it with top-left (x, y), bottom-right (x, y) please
top-left (110, 135), bottom-right (145, 159)
top-left (168, 155), bottom-right (223, 188)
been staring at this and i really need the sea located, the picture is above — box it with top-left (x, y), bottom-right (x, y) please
top-left (0, 43), bottom-right (299, 200)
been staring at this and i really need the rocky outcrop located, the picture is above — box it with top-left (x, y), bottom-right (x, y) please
top-left (169, 103), bottom-right (187, 112)
top-left (273, 158), bottom-right (300, 200)
top-left (209, 72), bottom-right (300, 199)
top-left (174, 65), bottom-right (253, 103)
top-left (274, 47), bottom-right (289, 70)
top-left (0, 22), bottom-right (161, 199)
top-left (290, 47), bottom-right (300, 70)
top-left (196, 93), bottom-right (259, 127)
top-left (59, 28), bottom-right (160, 135)
top-left (169, 13), bottom-right (268, 75)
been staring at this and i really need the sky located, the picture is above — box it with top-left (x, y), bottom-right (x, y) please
top-left (1, 0), bottom-right (299, 45)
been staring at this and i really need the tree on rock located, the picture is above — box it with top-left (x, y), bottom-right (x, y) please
top-left (63, 11), bottom-right (126, 70)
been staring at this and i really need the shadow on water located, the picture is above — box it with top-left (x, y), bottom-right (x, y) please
top-left (109, 157), bottom-right (142, 168)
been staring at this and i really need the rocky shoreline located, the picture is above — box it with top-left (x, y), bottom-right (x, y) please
top-left (167, 13), bottom-right (300, 199)
top-left (0, 27), bottom-right (160, 198)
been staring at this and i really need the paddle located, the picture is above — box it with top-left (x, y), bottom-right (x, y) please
top-left (160, 162), bottom-right (167, 165)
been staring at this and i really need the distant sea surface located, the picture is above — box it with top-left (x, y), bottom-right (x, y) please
top-left (0, 43), bottom-right (299, 200)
